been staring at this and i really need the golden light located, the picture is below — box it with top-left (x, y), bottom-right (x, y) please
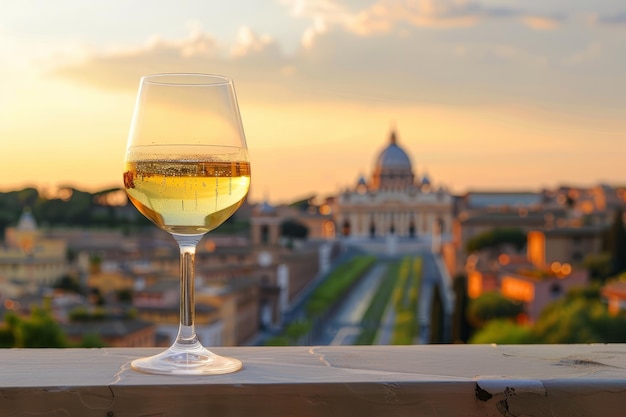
top-left (581, 201), bottom-right (594, 214)
top-left (468, 271), bottom-right (483, 298)
top-left (501, 277), bottom-right (534, 302)
top-left (498, 253), bottom-right (510, 265)
top-left (550, 261), bottom-right (561, 274)
top-left (319, 204), bottom-right (331, 215)
top-left (560, 263), bottom-right (572, 276)
top-left (204, 239), bottom-right (216, 252)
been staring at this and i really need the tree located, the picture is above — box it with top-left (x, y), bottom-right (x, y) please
top-left (53, 274), bottom-right (83, 294)
top-left (280, 219), bottom-right (309, 240)
top-left (466, 291), bottom-right (524, 329)
top-left (429, 285), bottom-right (445, 343)
top-left (0, 313), bottom-right (18, 347)
top-left (78, 333), bottom-right (105, 348)
top-left (452, 274), bottom-right (472, 343)
top-left (4, 307), bottom-right (68, 348)
top-left (583, 253), bottom-right (612, 283)
top-left (608, 209), bottom-right (626, 276)
top-left (468, 286), bottom-right (626, 345)
top-left (117, 288), bottom-right (134, 303)
top-left (465, 228), bottom-right (527, 253)
top-left (469, 319), bottom-right (534, 344)
top-left (532, 286), bottom-right (626, 344)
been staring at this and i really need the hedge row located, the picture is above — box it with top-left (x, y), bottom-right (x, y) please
top-left (391, 257), bottom-right (422, 344)
top-left (264, 254), bottom-right (376, 345)
top-left (354, 255), bottom-right (423, 345)
top-left (304, 255), bottom-right (377, 318)
top-left (353, 260), bottom-right (402, 345)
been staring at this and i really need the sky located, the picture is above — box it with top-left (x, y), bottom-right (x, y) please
top-left (1, 0), bottom-right (625, 204)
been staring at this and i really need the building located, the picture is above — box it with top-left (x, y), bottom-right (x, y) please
top-left (62, 320), bottom-right (156, 347)
top-left (0, 210), bottom-right (68, 295)
top-left (334, 129), bottom-right (453, 240)
top-left (250, 201), bottom-right (338, 329)
top-left (527, 226), bottom-right (605, 267)
top-left (467, 256), bottom-right (589, 323)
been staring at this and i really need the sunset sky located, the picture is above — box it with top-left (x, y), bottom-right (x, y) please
top-left (1, 0), bottom-right (625, 204)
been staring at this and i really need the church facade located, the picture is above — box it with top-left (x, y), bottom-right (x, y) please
top-left (333, 129), bottom-right (453, 239)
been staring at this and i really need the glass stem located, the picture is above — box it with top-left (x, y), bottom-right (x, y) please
top-left (173, 234), bottom-right (203, 345)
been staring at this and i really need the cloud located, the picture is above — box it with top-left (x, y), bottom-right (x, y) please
top-left (50, 26), bottom-right (284, 94)
top-left (589, 11), bottom-right (626, 26)
top-left (521, 15), bottom-right (560, 30)
top-left (46, 3), bottom-right (622, 115)
top-left (282, 0), bottom-right (564, 46)
top-left (230, 26), bottom-right (274, 58)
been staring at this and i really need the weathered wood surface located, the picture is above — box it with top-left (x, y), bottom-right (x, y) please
top-left (1, 344), bottom-right (626, 416)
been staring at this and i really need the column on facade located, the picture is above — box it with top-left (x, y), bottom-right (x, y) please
top-left (401, 211), bottom-right (409, 236)
top-left (376, 212), bottom-right (383, 237)
top-left (423, 211), bottom-right (432, 234)
top-left (354, 210), bottom-right (361, 237)
top-left (350, 212), bottom-right (359, 238)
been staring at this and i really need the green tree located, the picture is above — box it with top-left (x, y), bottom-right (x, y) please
top-left (53, 274), bottom-right (83, 294)
top-left (452, 274), bottom-right (472, 343)
top-left (78, 333), bottom-right (105, 348)
top-left (608, 209), bottom-right (626, 276)
top-left (0, 312), bottom-right (19, 347)
top-left (532, 286), bottom-right (626, 344)
top-left (466, 291), bottom-right (524, 329)
top-left (280, 219), bottom-right (309, 240)
top-left (117, 288), bottom-right (134, 303)
top-left (465, 228), bottom-right (527, 253)
top-left (12, 307), bottom-right (68, 348)
top-left (583, 253), bottom-right (612, 283)
top-left (469, 319), bottom-right (534, 344)
top-left (429, 285), bottom-right (444, 343)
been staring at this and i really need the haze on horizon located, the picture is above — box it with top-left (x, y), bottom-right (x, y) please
top-left (1, 0), bottom-right (625, 204)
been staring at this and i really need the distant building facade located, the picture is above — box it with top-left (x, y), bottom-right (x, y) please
top-left (334, 129), bottom-right (453, 239)
top-left (0, 210), bottom-right (67, 295)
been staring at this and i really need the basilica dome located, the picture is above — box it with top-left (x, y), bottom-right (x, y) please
top-left (371, 129), bottom-right (415, 191)
top-left (375, 131), bottom-right (412, 172)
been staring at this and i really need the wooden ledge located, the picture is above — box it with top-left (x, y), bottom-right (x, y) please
top-left (2, 344), bottom-right (626, 416)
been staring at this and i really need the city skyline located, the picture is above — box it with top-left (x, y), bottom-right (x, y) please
top-left (1, 0), bottom-right (625, 204)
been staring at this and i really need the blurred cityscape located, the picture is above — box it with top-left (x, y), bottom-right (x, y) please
top-left (2, 128), bottom-right (626, 348)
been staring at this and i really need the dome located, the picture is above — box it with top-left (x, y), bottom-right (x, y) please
top-left (17, 209), bottom-right (37, 231)
top-left (257, 201), bottom-right (276, 215)
top-left (375, 130), bottom-right (412, 172)
top-left (371, 129), bottom-right (415, 191)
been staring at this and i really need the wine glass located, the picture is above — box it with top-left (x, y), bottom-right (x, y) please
top-left (123, 73), bottom-right (250, 375)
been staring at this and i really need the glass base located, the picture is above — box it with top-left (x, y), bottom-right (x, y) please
top-left (131, 344), bottom-right (242, 375)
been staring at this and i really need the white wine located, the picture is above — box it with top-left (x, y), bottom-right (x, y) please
top-left (124, 147), bottom-right (250, 235)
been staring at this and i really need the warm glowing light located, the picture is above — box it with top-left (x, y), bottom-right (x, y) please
top-left (204, 239), bottom-right (216, 252)
top-left (498, 253), bottom-right (510, 265)
top-left (468, 271), bottom-right (483, 298)
top-left (550, 261), bottom-right (562, 274)
top-left (319, 204), bottom-right (331, 215)
top-left (527, 231), bottom-right (545, 268)
top-left (560, 263), bottom-right (572, 276)
top-left (501, 277), bottom-right (534, 302)
top-left (581, 201), bottom-right (594, 214)
top-left (4, 299), bottom-right (14, 310)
